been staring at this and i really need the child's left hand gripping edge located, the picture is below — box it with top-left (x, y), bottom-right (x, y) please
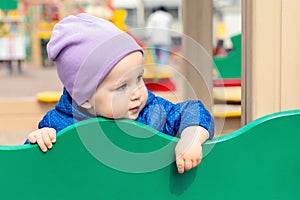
top-left (175, 126), bottom-right (209, 174)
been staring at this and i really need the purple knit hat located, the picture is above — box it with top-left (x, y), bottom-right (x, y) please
top-left (47, 13), bottom-right (144, 105)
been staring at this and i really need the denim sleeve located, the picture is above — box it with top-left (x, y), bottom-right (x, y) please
top-left (38, 107), bottom-right (77, 133)
top-left (38, 88), bottom-right (86, 132)
top-left (136, 91), bottom-right (215, 139)
top-left (38, 111), bottom-right (52, 129)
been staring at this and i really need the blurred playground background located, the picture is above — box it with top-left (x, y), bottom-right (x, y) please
top-left (0, 0), bottom-right (242, 145)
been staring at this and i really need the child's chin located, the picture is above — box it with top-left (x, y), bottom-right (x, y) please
top-left (128, 113), bottom-right (139, 120)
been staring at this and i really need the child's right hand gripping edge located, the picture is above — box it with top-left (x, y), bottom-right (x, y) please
top-left (28, 128), bottom-right (56, 152)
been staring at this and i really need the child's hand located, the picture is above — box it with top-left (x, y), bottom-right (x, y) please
top-left (175, 126), bottom-right (209, 174)
top-left (28, 128), bottom-right (56, 152)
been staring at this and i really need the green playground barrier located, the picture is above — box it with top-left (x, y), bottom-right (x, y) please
top-left (1, 109), bottom-right (300, 199)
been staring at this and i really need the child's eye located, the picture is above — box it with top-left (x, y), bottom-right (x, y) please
top-left (137, 75), bottom-right (143, 83)
top-left (137, 70), bottom-right (144, 83)
top-left (116, 84), bottom-right (127, 91)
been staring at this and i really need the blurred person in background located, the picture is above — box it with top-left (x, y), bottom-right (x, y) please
top-left (146, 6), bottom-right (172, 66)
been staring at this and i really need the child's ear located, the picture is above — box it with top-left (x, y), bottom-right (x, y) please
top-left (81, 101), bottom-right (92, 109)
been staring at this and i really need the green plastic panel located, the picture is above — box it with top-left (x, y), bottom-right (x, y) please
top-left (214, 34), bottom-right (241, 79)
top-left (0, 0), bottom-right (18, 11)
top-left (1, 109), bottom-right (300, 199)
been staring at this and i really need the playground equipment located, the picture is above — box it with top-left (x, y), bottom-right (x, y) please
top-left (213, 33), bottom-right (241, 79)
top-left (213, 33), bottom-right (241, 103)
top-left (0, 0), bottom-right (17, 10)
top-left (213, 33), bottom-right (242, 133)
top-left (0, 10), bottom-right (25, 74)
top-left (36, 91), bottom-right (62, 103)
top-left (1, 109), bottom-right (299, 199)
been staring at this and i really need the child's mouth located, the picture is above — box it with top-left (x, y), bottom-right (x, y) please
top-left (130, 105), bottom-right (140, 113)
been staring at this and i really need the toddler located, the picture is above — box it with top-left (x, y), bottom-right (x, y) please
top-left (27, 13), bottom-right (214, 174)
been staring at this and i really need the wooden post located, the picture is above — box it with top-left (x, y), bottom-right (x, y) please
top-left (182, 0), bottom-right (213, 111)
top-left (242, 0), bottom-right (300, 123)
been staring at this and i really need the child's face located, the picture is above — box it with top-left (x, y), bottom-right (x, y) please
top-left (88, 51), bottom-right (148, 120)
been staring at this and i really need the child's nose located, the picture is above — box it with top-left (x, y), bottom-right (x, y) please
top-left (131, 87), bottom-right (141, 101)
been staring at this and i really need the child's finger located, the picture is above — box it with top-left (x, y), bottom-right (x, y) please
top-left (27, 132), bottom-right (37, 144)
top-left (176, 158), bottom-right (185, 174)
top-left (192, 159), bottom-right (198, 168)
top-left (35, 133), bottom-right (47, 152)
top-left (42, 130), bottom-right (53, 149)
top-left (184, 159), bottom-right (192, 171)
top-left (48, 128), bottom-right (56, 143)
